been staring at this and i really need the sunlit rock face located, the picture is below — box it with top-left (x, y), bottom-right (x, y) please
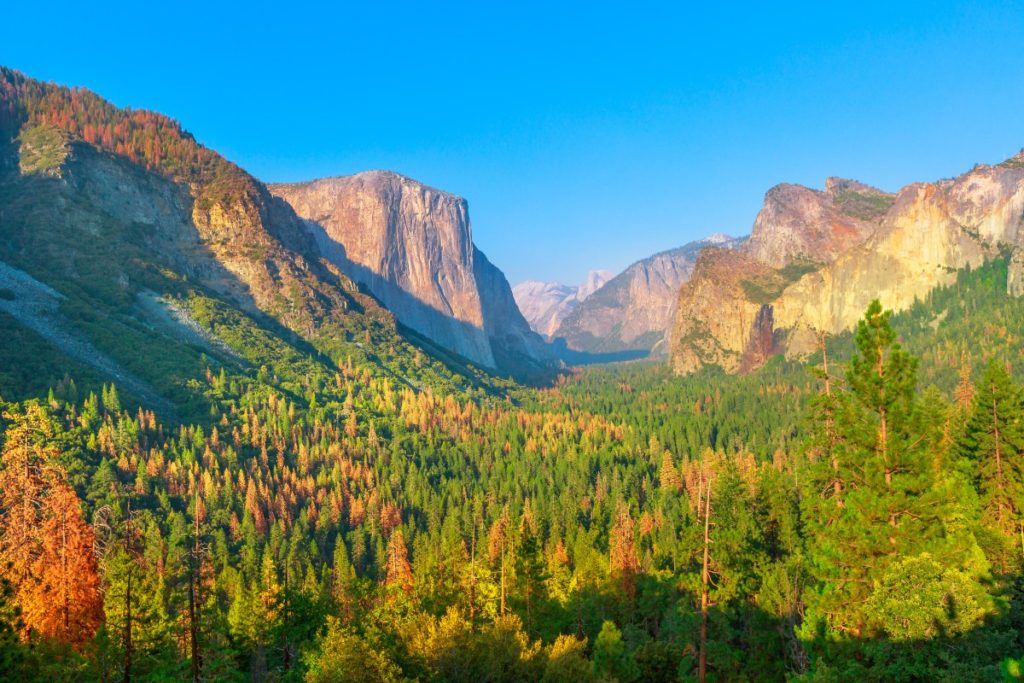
top-left (271, 171), bottom-right (553, 373)
top-left (554, 234), bottom-right (739, 357)
top-left (671, 151), bottom-right (1024, 375)
top-left (744, 178), bottom-right (892, 269)
top-left (513, 270), bottom-right (614, 339)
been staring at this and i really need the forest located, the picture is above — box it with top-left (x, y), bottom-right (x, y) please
top-left (3, 60), bottom-right (1024, 683)
top-left (2, 246), bottom-right (1024, 681)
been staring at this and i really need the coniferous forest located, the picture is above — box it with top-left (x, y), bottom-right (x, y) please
top-left (2, 60), bottom-right (1024, 682)
top-left (3, 248), bottom-right (1024, 682)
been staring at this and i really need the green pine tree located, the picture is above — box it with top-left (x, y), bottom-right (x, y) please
top-left (958, 359), bottom-right (1024, 570)
top-left (801, 301), bottom-right (986, 639)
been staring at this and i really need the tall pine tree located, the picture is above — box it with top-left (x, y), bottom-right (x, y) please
top-left (958, 359), bottom-right (1024, 570)
top-left (801, 301), bottom-right (985, 639)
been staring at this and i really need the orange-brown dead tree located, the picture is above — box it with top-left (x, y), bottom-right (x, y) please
top-left (0, 405), bottom-right (103, 645)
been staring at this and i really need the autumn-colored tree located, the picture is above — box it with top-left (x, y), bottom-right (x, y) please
top-left (0, 404), bottom-right (54, 589)
top-left (384, 530), bottom-right (413, 593)
top-left (0, 404), bottom-right (101, 645)
top-left (21, 480), bottom-right (102, 644)
top-left (609, 506), bottom-right (640, 601)
top-left (659, 450), bottom-right (682, 493)
top-left (488, 512), bottom-right (509, 615)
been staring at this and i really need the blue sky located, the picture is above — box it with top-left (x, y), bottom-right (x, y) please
top-left (3, 2), bottom-right (1024, 284)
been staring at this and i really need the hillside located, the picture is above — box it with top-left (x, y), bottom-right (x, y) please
top-left (2, 67), bottom-right (1024, 683)
top-left (0, 68), bottom-right (536, 420)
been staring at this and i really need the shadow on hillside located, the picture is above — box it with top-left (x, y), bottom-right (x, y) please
top-left (0, 140), bottom-right (349, 420)
top-left (547, 337), bottom-right (651, 365)
top-left (301, 218), bottom-right (561, 385)
top-left (560, 569), bottom-right (1023, 682)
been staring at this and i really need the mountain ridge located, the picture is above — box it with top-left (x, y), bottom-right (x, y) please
top-left (0, 66), bottom-right (549, 408)
top-left (512, 269), bottom-right (614, 338)
top-left (670, 155), bottom-right (1024, 374)
top-left (552, 235), bottom-right (739, 358)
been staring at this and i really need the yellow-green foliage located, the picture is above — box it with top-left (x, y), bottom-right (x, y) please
top-left (17, 124), bottom-right (68, 176)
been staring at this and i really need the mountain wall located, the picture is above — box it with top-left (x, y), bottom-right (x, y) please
top-left (554, 235), bottom-right (736, 357)
top-left (270, 172), bottom-right (553, 374)
top-left (0, 66), bottom-right (552, 397)
top-left (671, 154), bottom-right (1024, 374)
top-left (512, 270), bottom-right (613, 338)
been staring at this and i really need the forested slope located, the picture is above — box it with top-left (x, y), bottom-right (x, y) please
top-left (2, 66), bottom-right (1024, 683)
top-left (2, 233), bottom-right (1024, 681)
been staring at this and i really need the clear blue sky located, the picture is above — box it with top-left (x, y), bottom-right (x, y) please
top-left (3, 1), bottom-right (1023, 285)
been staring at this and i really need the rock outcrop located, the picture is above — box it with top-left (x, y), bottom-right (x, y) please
top-left (555, 234), bottom-right (737, 357)
top-left (270, 172), bottom-right (553, 374)
top-left (670, 248), bottom-right (779, 374)
top-left (744, 178), bottom-right (893, 268)
top-left (671, 153), bottom-right (1024, 375)
top-left (512, 270), bottom-right (613, 338)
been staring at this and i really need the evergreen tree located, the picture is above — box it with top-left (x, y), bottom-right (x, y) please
top-left (514, 517), bottom-right (547, 635)
top-left (592, 620), bottom-right (637, 682)
top-left (958, 359), bottom-right (1024, 569)
top-left (801, 301), bottom-right (985, 639)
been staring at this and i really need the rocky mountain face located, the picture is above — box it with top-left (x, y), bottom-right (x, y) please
top-left (0, 69), bottom-right (387, 352)
top-left (0, 67), bottom-right (554, 395)
top-left (671, 154), bottom-right (1024, 374)
top-left (6, 137), bottom-right (364, 342)
top-left (512, 269), bottom-right (613, 338)
top-left (270, 172), bottom-right (553, 374)
top-left (554, 234), bottom-right (736, 357)
top-left (744, 178), bottom-right (894, 268)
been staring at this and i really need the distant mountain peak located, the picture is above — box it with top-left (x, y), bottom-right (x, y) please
top-left (551, 237), bottom-right (730, 357)
top-left (577, 269), bottom-right (615, 300)
top-left (513, 270), bottom-right (613, 339)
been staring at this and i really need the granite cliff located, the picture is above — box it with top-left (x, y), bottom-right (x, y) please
top-left (512, 270), bottom-right (613, 338)
top-left (270, 172), bottom-right (553, 374)
top-left (0, 67), bottom-right (553, 397)
top-left (554, 234), bottom-right (736, 357)
top-left (671, 153), bottom-right (1024, 374)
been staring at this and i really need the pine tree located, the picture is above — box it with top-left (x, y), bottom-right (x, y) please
top-left (801, 301), bottom-right (982, 638)
top-left (384, 530), bottom-right (413, 593)
top-left (0, 404), bottom-right (102, 646)
top-left (592, 620), bottom-right (637, 682)
top-left (23, 480), bottom-right (103, 645)
top-left (514, 517), bottom-right (547, 635)
top-left (0, 404), bottom-right (54, 592)
top-left (609, 505), bottom-right (640, 603)
top-left (659, 450), bottom-right (682, 493)
top-left (958, 359), bottom-right (1024, 568)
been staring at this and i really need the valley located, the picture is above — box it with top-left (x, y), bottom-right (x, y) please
top-left (1, 64), bottom-right (1023, 683)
